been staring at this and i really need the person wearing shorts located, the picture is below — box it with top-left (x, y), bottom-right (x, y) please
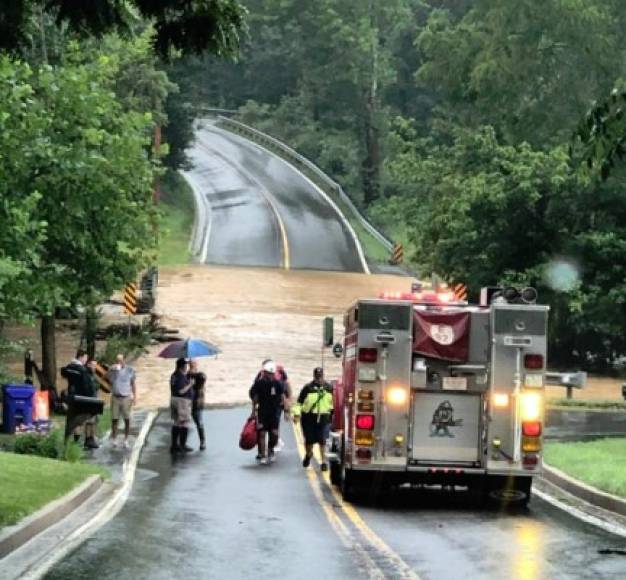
top-left (106, 353), bottom-right (136, 449)
top-left (170, 357), bottom-right (193, 453)
top-left (249, 360), bottom-right (285, 465)
top-left (292, 367), bottom-right (333, 472)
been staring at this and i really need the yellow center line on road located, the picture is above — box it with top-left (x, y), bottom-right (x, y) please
top-left (263, 193), bottom-right (291, 270)
top-left (290, 422), bottom-right (421, 579)
top-left (198, 140), bottom-right (290, 270)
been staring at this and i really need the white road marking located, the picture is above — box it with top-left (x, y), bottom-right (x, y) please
top-left (181, 170), bottom-right (213, 264)
top-left (209, 125), bottom-right (370, 274)
top-left (22, 411), bottom-right (158, 580)
top-left (197, 137), bottom-right (291, 269)
top-left (534, 487), bottom-right (626, 539)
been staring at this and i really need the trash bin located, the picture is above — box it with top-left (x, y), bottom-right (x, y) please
top-left (2, 384), bottom-right (36, 433)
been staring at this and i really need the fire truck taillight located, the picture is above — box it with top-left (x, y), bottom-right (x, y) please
top-left (524, 354), bottom-right (544, 369)
top-left (522, 420), bottom-right (542, 438)
top-left (356, 414), bottom-right (375, 430)
top-left (355, 431), bottom-right (375, 446)
top-left (521, 392), bottom-right (542, 421)
top-left (387, 386), bottom-right (408, 406)
top-left (522, 454), bottom-right (539, 469)
top-left (357, 389), bottom-right (374, 400)
top-left (356, 448), bottom-right (372, 460)
top-left (493, 393), bottom-right (509, 408)
top-left (522, 437), bottom-right (542, 453)
top-left (358, 348), bottom-right (378, 363)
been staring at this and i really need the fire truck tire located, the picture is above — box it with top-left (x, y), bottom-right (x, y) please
top-left (330, 460), bottom-right (342, 487)
top-left (341, 467), bottom-right (358, 502)
top-left (485, 475), bottom-right (532, 507)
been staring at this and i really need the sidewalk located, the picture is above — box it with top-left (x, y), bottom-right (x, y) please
top-left (0, 409), bottom-right (156, 579)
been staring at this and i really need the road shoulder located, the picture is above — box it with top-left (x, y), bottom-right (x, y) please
top-left (0, 410), bottom-right (156, 580)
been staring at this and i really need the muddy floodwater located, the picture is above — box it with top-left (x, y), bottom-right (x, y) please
top-left (136, 265), bottom-right (414, 408)
top-left (3, 264), bottom-right (622, 406)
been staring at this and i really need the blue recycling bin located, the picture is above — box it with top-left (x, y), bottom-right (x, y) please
top-left (2, 384), bottom-right (35, 433)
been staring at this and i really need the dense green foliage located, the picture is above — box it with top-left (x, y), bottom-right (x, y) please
top-left (0, 3), bottom-right (246, 385)
top-left (188, 0), bottom-right (626, 371)
top-left (158, 171), bottom-right (195, 265)
top-left (0, 0), bottom-right (246, 58)
top-left (0, 46), bottom-right (158, 320)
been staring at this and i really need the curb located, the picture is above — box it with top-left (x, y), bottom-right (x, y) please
top-left (0, 474), bottom-right (103, 560)
top-left (19, 410), bottom-right (157, 579)
top-left (543, 462), bottom-right (626, 517)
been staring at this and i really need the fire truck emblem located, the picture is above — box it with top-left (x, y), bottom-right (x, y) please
top-left (429, 324), bottom-right (455, 345)
top-left (430, 400), bottom-right (463, 437)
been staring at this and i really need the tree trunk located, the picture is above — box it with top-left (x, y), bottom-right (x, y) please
top-left (85, 306), bottom-right (97, 360)
top-left (361, 95), bottom-right (381, 207)
top-left (40, 315), bottom-right (57, 389)
top-left (361, 0), bottom-right (382, 207)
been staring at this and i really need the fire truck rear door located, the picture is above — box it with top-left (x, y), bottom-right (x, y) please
top-left (410, 391), bottom-right (482, 464)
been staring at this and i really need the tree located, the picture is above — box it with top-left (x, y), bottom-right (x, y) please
top-left (0, 45), bottom-right (160, 387)
top-left (573, 84), bottom-right (626, 181)
top-left (416, 1), bottom-right (626, 146)
top-left (0, 57), bottom-right (49, 320)
top-left (0, 0), bottom-right (247, 58)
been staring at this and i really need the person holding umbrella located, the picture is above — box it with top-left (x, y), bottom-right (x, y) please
top-left (159, 338), bottom-right (220, 453)
top-left (170, 358), bottom-right (193, 453)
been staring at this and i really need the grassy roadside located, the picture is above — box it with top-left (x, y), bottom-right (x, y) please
top-left (158, 169), bottom-right (195, 266)
top-left (544, 438), bottom-right (626, 498)
top-left (0, 453), bottom-right (106, 527)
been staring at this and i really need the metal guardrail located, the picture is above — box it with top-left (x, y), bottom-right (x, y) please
top-left (214, 115), bottom-right (394, 253)
top-left (545, 371), bottom-right (587, 399)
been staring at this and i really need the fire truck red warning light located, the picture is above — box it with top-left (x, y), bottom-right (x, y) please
top-left (378, 290), bottom-right (462, 304)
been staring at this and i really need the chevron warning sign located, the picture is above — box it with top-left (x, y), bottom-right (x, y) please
top-left (123, 283), bottom-right (137, 315)
top-left (390, 243), bottom-right (404, 265)
top-left (453, 283), bottom-right (468, 302)
top-left (94, 362), bottom-right (111, 393)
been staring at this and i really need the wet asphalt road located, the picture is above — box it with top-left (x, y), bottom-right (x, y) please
top-left (184, 124), bottom-right (365, 272)
top-left (45, 408), bottom-right (626, 580)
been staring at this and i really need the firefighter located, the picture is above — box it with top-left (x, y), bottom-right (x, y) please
top-left (292, 367), bottom-right (333, 471)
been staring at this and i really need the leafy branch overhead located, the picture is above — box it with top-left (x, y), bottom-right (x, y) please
top-left (574, 87), bottom-right (626, 181)
top-left (0, 0), bottom-right (247, 57)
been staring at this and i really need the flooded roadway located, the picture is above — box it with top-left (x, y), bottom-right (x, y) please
top-left (184, 124), bottom-right (366, 273)
top-left (45, 408), bottom-right (626, 580)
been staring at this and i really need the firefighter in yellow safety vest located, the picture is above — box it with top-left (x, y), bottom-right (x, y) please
top-left (292, 367), bottom-right (333, 471)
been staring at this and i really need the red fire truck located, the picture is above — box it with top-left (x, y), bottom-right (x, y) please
top-left (328, 285), bottom-right (549, 505)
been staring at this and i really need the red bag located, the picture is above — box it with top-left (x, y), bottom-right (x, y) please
top-left (239, 416), bottom-right (258, 450)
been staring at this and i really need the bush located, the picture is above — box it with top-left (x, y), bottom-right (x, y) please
top-left (12, 430), bottom-right (83, 462)
top-left (13, 434), bottom-right (41, 455)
